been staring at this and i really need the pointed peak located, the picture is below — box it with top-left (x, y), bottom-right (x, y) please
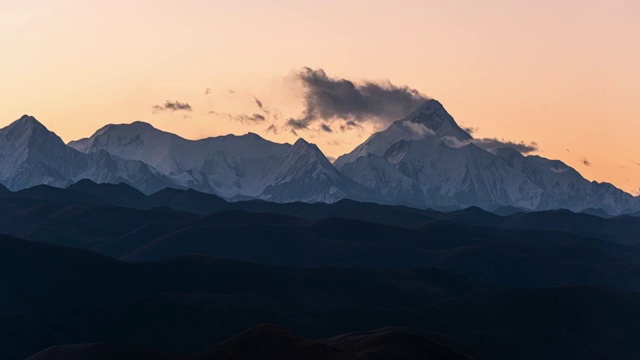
top-left (288, 138), bottom-right (327, 159)
top-left (418, 98), bottom-right (444, 110)
top-left (18, 114), bottom-right (37, 121)
top-left (4, 115), bottom-right (52, 137)
top-left (399, 99), bottom-right (472, 140)
top-left (293, 138), bottom-right (311, 147)
top-left (291, 138), bottom-right (320, 151)
top-left (12, 115), bottom-right (46, 129)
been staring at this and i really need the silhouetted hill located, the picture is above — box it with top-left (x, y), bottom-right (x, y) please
top-left (192, 324), bottom-right (360, 360)
top-left (323, 328), bottom-right (495, 360)
top-left (0, 235), bottom-right (486, 314)
top-left (25, 326), bottom-right (493, 360)
top-left (67, 179), bottom-right (148, 208)
top-left (3, 235), bottom-right (640, 359)
top-left (1, 197), bottom-right (640, 289)
top-left (491, 205), bottom-right (526, 216)
top-left (5, 182), bottom-right (640, 246)
top-left (26, 344), bottom-right (186, 360)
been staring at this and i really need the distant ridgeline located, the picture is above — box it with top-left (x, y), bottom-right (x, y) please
top-left (1, 100), bottom-right (639, 214)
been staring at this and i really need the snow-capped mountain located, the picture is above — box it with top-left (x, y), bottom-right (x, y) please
top-left (2, 109), bottom-right (638, 214)
top-left (69, 122), bottom-right (362, 202)
top-left (261, 138), bottom-right (368, 203)
top-left (69, 122), bottom-right (291, 198)
top-left (336, 100), bottom-right (638, 214)
top-left (0, 116), bottom-right (175, 193)
top-left (493, 147), bottom-right (637, 213)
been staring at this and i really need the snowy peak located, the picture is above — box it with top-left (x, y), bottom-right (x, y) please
top-left (264, 138), bottom-right (361, 203)
top-left (1, 115), bottom-right (62, 143)
top-left (288, 138), bottom-right (330, 162)
top-left (335, 99), bottom-right (471, 167)
top-left (277, 138), bottom-right (336, 179)
top-left (401, 99), bottom-right (472, 140)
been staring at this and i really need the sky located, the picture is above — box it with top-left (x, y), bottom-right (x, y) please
top-left (1, 0), bottom-right (639, 194)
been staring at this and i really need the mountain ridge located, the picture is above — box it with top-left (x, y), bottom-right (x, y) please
top-left (2, 104), bottom-right (639, 213)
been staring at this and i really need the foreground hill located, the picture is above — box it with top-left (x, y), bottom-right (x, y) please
top-left (2, 236), bottom-right (639, 360)
top-left (26, 325), bottom-right (492, 360)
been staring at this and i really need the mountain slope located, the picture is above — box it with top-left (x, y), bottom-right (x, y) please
top-left (336, 100), bottom-right (637, 214)
top-left (0, 116), bottom-right (175, 193)
top-left (261, 139), bottom-right (370, 203)
top-left (68, 122), bottom-right (290, 197)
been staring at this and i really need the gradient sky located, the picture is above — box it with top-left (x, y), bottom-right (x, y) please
top-left (1, 0), bottom-right (639, 194)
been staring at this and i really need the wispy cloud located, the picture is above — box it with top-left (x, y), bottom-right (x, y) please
top-left (473, 138), bottom-right (539, 154)
top-left (152, 100), bottom-right (193, 113)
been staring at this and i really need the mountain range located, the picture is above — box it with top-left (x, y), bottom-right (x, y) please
top-left (2, 100), bottom-right (638, 214)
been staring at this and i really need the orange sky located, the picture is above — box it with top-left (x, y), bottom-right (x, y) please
top-left (1, 0), bottom-right (639, 194)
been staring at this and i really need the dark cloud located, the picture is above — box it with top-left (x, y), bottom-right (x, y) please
top-left (152, 100), bottom-right (193, 113)
top-left (208, 95), bottom-right (278, 126)
top-left (266, 124), bottom-right (278, 134)
top-left (207, 107), bottom-right (266, 123)
top-left (339, 120), bottom-right (361, 132)
top-left (254, 97), bottom-right (265, 111)
top-left (287, 118), bottom-right (309, 130)
top-left (286, 67), bottom-right (427, 130)
top-left (320, 123), bottom-right (333, 133)
top-left (473, 138), bottom-right (539, 154)
top-left (233, 113), bottom-right (266, 123)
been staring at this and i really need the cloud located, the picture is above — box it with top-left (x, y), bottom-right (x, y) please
top-left (339, 120), bottom-right (360, 132)
top-left (473, 138), bottom-right (539, 154)
top-left (152, 100), bottom-right (193, 113)
top-left (266, 123), bottom-right (278, 134)
top-left (403, 121), bottom-right (435, 136)
top-left (233, 113), bottom-right (266, 123)
top-left (463, 126), bottom-right (478, 135)
top-left (320, 123), bottom-right (333, 133)
top-left (286, 67), bottom-right (427, 130)
top-left (254, 97), bottom-right (265, 111)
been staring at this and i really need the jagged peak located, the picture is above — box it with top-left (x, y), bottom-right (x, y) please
top-left (290, 138), bottom-right (324, 156)
top-left (399, 99), bottom-right (472, 140)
